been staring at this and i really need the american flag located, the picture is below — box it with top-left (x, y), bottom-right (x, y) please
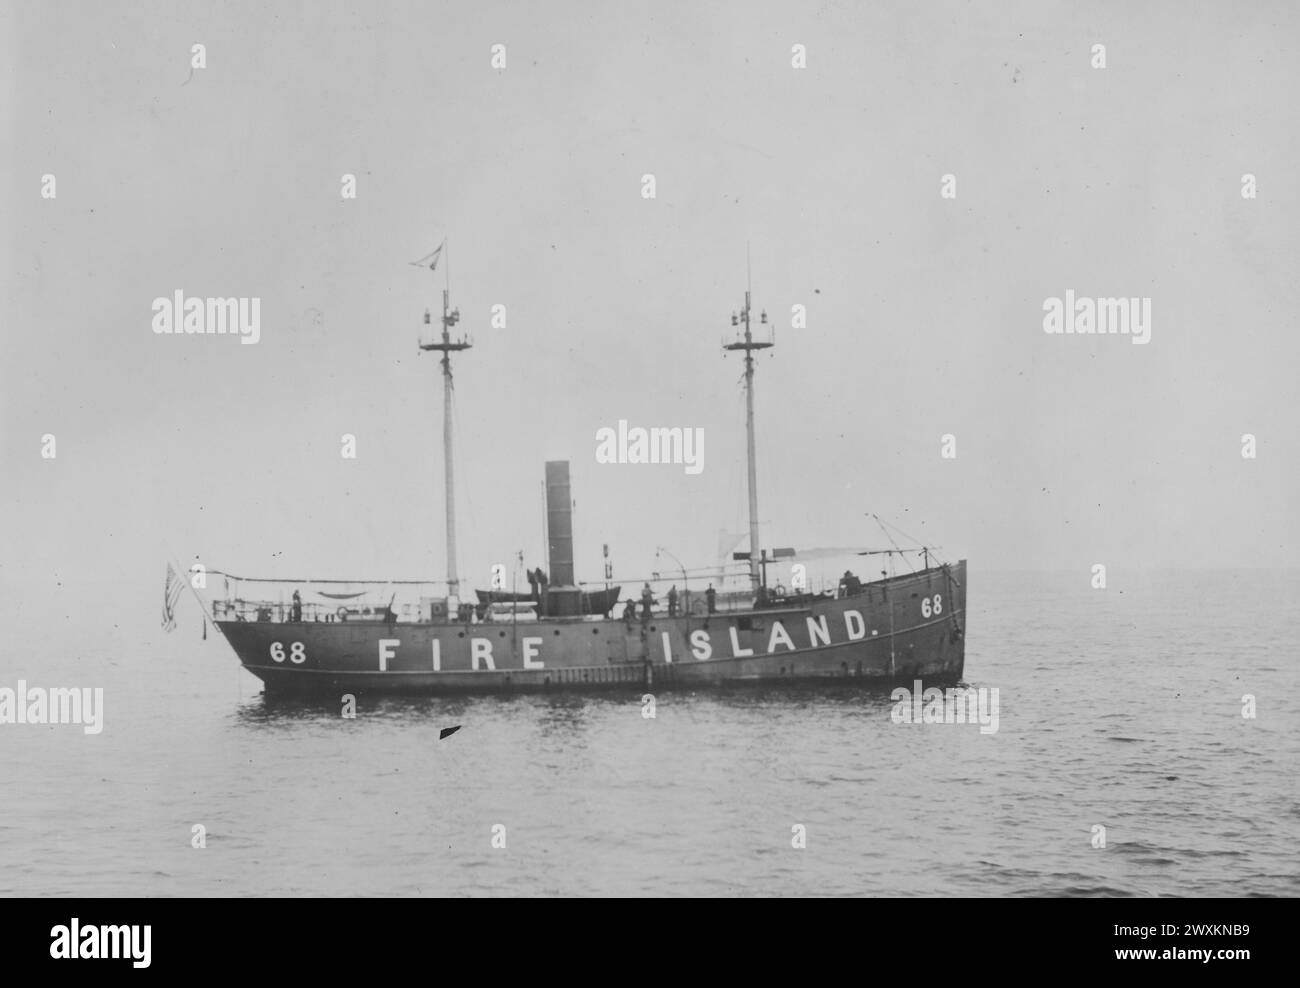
top-left (161, 562), bottom-right (185, 632)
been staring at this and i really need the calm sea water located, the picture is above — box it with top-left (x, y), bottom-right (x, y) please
top-left (1, 569), bottom-right (1296, 896)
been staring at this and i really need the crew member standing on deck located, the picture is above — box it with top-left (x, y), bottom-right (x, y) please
top-left (706, 583), bottom-right (717, 614)
top-left (622, 598), bottom-right (637, 625)
top-left (640, 582), bottom-right (654, 622)
top-left (667, 585), bottom-right (678, 617)
top-left (291, 590), bottom-right (302, 623)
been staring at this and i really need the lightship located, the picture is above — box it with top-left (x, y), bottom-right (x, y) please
top-left (206, 256), bottom-right (967, 693)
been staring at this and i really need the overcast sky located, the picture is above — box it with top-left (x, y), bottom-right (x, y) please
top-left (3, 0), bottom-right (1298, 617)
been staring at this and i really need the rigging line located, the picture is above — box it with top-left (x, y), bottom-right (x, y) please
top-left (207, 571), bottom-right (441, 585)
top-left (873, 513), bottom-right (941, 553)
top-left (872, 515), bottom-right (916, 575)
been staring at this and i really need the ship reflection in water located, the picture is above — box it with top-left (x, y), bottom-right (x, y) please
top-left (237, 681), bottom-right (908, 725)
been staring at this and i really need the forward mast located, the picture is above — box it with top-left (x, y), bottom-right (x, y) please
top-left (418, 244), bottom-right (470, 617)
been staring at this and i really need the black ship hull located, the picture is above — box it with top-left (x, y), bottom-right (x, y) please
top-left (217, 563), bottom-right (966, 695)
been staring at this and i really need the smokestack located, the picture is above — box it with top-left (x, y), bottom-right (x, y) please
top-left (545, 460), bottom-right (575, 586)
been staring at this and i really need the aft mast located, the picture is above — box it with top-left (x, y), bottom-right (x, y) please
top-left (418, 241), bottom-right (470, 617)
top-left (723, 254), bottom-right (772, 603)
